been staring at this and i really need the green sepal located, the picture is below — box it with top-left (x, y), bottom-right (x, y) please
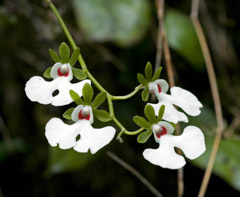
top-left (91, 92), bottom-right (107, 109)
top-left (69, 48), bottom-right (80, 66)
top-left (69, 90), bottom-right (84, 105)
top-left (93, 109), bottom-right (112, 122)
top-left (43, 67), bottom-right (52, 79)
top-left (145, 62), bottom-right (152, 81)
top-left (133, 116), bottom-right (151, 129)
top-left (59, 42), bottom-right (70, 63)
top-left (157, 105), bottom-right (165, 122)
top-left (142, 88), bottom-right (149, 102)
top-left (137, 129), bottom-right (152, 143)
top-left (63, 107), bottom-right (75, 120)
top-left (152, 66), bottom-right (162, 82)
top-left (49, 49), bottom-right (61, 63)
top-left (82, 83), bottom-right (93, 105)
top-left (144, 104), bottom-right (157, 123)
top-left (72, 67), bottom-right (87, 80)
top-left (137, 73), bottom-right (148, 87)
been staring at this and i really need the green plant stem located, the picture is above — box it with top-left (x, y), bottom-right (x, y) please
top-left (46, 0), bottom-right (144, 140)
top-left (112, 85), bottom-right (143, 100)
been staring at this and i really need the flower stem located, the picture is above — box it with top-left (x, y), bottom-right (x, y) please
top-left (112, 85), bottom-right (143, 100)
top-left (46, 0), bottom-right (145, 140)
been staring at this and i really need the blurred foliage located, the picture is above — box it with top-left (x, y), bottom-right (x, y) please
top-left (0, 0), bottom-right (240, 196)
top-left (72, 0), bottom-right (151, 47)
top-left (165, 9), bottom-right (205, 70)
top-left (192, 136), bottom-right (240, 191)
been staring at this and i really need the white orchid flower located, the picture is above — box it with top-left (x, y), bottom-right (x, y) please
top-left (143, 121), bottom-right (206, 169)
top-left (148, 79), bottom-right (203, 123)
top-left (25, 62), bottom-right (90, 106)
top-left (45, 105), bottom-right (116, 154)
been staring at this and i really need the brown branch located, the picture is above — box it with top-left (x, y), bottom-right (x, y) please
top-left (106, 151), bottom-right (163, 197)
top-left (155, 1), bottom-right (184, 196)
top-left (155, 0), bottom-right (164, 72)
top-left (190, 1), bottom-right (224, 197)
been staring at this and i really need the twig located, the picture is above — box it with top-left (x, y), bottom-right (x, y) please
top-left (156, 1), bottom-right (184, 196)
top-left (106, 151), bottom-right (163, 197)
top-left (190, 1), bottom-right (224, 196)
top-left (155, 0), bottom-right (164, 72)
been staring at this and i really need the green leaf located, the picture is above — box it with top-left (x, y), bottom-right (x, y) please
top-left (43, 67), bottom-right (52, 79)
top-left (144, 104), bottom-right (156, 123)
top-left (69, 48), bottom-right (80, 66)
top-left (165, 9), bottom-right (204, 70)
top-left (47, 147), bottom-right (93, 174)
top-left (72, 67), bottom-right (87, 80)
top-left (69, 90), bottom-right (84, 105)
top-left (191, 136), bottom-right (240, 191)
top-left (157, 105), bottom-right (165, 122)
top-left (63, 108), bottom-right (75, 120)
top-left (91, 92), bottom-right (107, 109)
top-left (133, 116), bottom-right (151, 129)
top-left (59, 42), bottom-right (70, 63)
top-left (152, 67), bottom-right (162, 81)
top-left (82, 83), bottom-right (93, 105)
top-left (137, 129), bottom-right (152, 143)
top-left (93, 109), bottom-right (111, 122)
top-left (72, 0), bottom-right (151, 47)
top-left (145, 62), bottom-right (152, 81)
top-left (141, 88), bottom-right (149, 102)
top-left (137, 73), bottom-right (148, 86)
top-left (49, 49), bottom-right (61, 63)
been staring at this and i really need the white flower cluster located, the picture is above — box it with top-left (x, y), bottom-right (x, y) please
top-left (25, 62), bottom-right (116, 154)
top-left (25, 61), bottom-right (205, 169)
top-left (143, 80), bottom-right (205, 169)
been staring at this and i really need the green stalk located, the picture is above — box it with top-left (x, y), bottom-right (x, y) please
top-left (112, 85), bottom-right (143, 100)
top-left (46, 0), bottom-right (144, 140)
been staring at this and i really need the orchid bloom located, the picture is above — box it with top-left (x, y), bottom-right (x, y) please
top-left (25, 62), bottom-right (90, 106)
top-left (148, 79), bottom-right (203, 123)
top-left (143, 121), bottom-right (206, 169)
top-left (45, 105), bottom-right (116, 154)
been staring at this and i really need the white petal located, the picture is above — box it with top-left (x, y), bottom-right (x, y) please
top-left (149, 100), bottom-right (188, 123)
top-left (168, 87), bottom-right (203, 116)
top-left (143, 135), bottom-right (186, 169)
top-left (51, 78), bottom-right (91, 106)
top-left (25, 76), bottom-right (56, 105)
top-left (45, 118), bottom-right (79, 149)
top-left (172, 126), bottom-right (206, 160)
top-left (50, 62), bottom-right (73, 81)
top-left (74, 120), bottom-right (116, 154)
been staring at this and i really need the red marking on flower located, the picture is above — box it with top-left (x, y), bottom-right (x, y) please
top-left (157, 84), bottom-right (162, 93)
top-left (78, 110), bottom-right (90, 120)
top-left (57, 67), bottom-right (69, 77)
top-left (156, 126), bottom-right (167, 138)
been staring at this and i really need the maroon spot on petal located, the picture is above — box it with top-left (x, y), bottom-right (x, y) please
top-left (156, 126), bottom-right (167, 138)
top-left (157, 84), bottom-right (162, 93)
top-left (57, 67), bottom-right (69, 77)
top-left (78, 110), bottom-right (90, 120)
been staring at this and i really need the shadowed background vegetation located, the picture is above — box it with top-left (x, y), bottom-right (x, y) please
top-left (0, 0), bottom-right (240, 196)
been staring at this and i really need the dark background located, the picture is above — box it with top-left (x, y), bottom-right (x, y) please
top-left (0, 0), bottom-right (240, 196)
